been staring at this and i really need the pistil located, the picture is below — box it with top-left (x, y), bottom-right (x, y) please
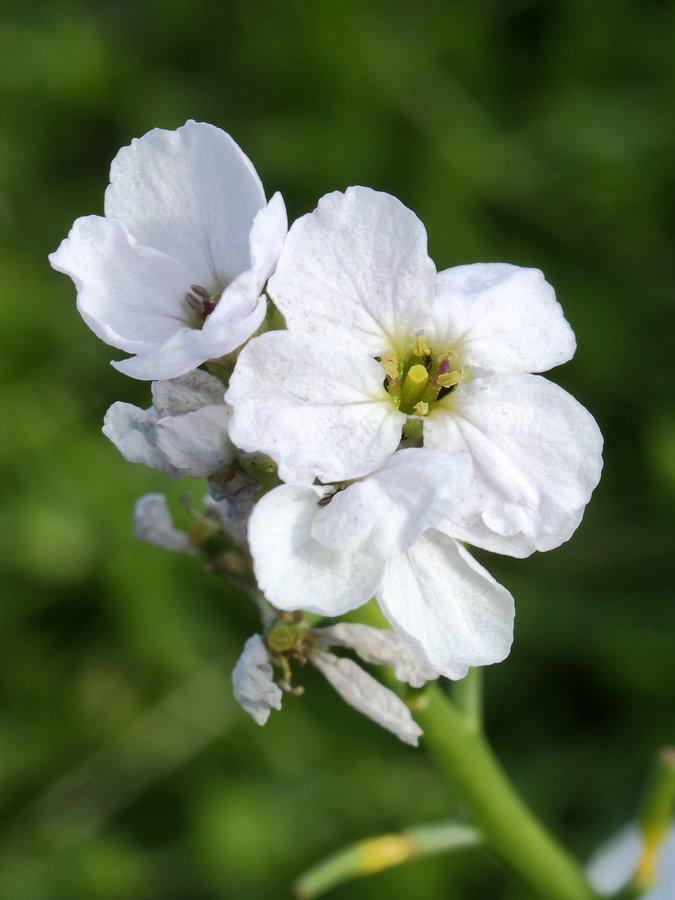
top-left (400, 364), bottom-right (430, 413)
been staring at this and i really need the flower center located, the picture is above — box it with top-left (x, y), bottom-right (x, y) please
top-left (266, 614), bottom-right (317, 695)
top-left (185, 284), bottom-right (223, 328)
top-left (376, 332), bottom-right (466, 417)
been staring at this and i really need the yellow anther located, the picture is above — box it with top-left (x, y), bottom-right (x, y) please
top-left (405, 364), bottom-right (429, 387)
top-left (414, 333), bottom-right (430, 356)
top-left (438, 370), bottom-right (461, 389)
top-left (413, 401), bottom-right (429, 416)
top-left (378, 351), bottom-right (398, 380)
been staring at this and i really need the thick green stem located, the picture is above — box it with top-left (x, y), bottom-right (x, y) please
top-left (416, 684), bottom-right (597, 900)
top-left (453, 666), bottom-right (483, 729)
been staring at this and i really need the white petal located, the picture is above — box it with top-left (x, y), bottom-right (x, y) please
top-left (247, 485), bottom-right (384, 617)
top-left (103, 402), bottom-right (178, 476)
top-left (227, 330), bottom-right (405, 483)
top-left (586, 824), bottom-right (641, 895)
top-left (105, 121), bottom-right (266, 287)
top-left (425, 375), bottom-right (603, 552)
top-left (311, 449), bottom-right (472, 558)
top-left (377, 531), bottom-right (515, 679)
top-left (231, 634), bottom-right (283, 726)
top-left (139, 194), bottom-right (287, 379)
top-left (206, 191), bottom-right (287, 332)
top-left (133, 494), bottom-right (196, 553)
top-left (316, 623), bottom-right (439, 688)
top-left (433, 264), bottom-right (576, 374)
top-left (268, 186), bottom-right (437, 356)
top-left (151, 370), bottom-right (225, 417)
top-left (50, 215), bottom-right (192, 355)
top-left (156, 405), bottom-right (233, 477)
top-left (655, 828), bottom-right (675, 899)
top-left (112, 315), bottom-right (259, 381)
top-left (311, 651), bottom-right (423, 746)
top-left (586, 825), bottom-right (675, 900)
top-left (442, 506), bottom-right (586, 558)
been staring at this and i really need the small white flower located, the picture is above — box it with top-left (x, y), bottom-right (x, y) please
top-left (232, 627), bottom-right (427, 745)
top-left (247, 449), bottom-right (515, 679)
top-left (587, 823), bottom-right (675, 899)
top-left (103, 370), bottom-right (233, 478)
top-left (232, 634), bottom-right (283, 726)
top-left (134, 494), bottom-right (197, 554)
top-left (227, 186), bottom-right (602, 556)
top-left (50, 121), bottom-right (287, 380)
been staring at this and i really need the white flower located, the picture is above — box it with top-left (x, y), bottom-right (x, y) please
top-left (247, 449), bottom-right (515, 679)
top-left (50, 121), bottom-right (287, 380)
top-left (227, 186), bottom-right (602, 556)
top-left (103, 370), bottom-right (233, 478)
top-left (232, 627), bottom-right (428, 745)
top-left (587, 823), bottom-right (675, 899)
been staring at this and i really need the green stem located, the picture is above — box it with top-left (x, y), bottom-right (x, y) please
top-left (415, 683), bottom-right (597, 900)
top-left (453, 666), bottom-right (483, 729)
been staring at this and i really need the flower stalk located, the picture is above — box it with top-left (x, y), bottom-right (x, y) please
top-left (416, 683), bottom-right (598, 900)
top-left (453, 666), bottom-right (483, 730)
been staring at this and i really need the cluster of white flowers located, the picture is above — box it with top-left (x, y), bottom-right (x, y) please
top-left (51, 121), bottom-right (603, 745)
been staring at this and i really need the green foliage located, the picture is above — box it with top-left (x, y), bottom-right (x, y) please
top-left (1, 0), bottom-right (674, 896)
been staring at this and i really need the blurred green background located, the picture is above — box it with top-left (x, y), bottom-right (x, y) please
top-left (1, 0), bottom-right (674, 897)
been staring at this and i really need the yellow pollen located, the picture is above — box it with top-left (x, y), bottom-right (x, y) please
top-left (413, 401), bottom-right (429, 416)
top-left (405, 364), bottom-right (429, 386)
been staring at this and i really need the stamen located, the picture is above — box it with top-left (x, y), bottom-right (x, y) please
top-left (185, 284), bottom-right (222, 321)
top-left (317, 485), bottom-right (345, 507)
top-left (377, 351), bottom-right (399, 380)
top-left (413, 401), bottom-right (429, 416)
top-left (414, 332), bottom-right (430, 357)
top-left (276, 655), bottom-right (305, 695)
top-left (437, 370), bottom-right (460, 389)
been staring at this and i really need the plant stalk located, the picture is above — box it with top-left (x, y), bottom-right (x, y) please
top-left (415, 683), bottom-right (597, 900)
